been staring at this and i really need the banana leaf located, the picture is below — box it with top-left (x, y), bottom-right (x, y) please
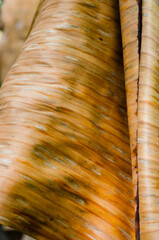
top-left (138, 0), bottom-right (159, 239)
top-left (0, 0), bottom-right (158, 240)
top-left (120, 0), bottom-right (159, 239)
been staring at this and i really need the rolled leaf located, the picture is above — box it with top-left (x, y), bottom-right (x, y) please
top-left (138, 0), bottom-right (159, 239)
top-left (0, 1), bottom-right (135, 240)
top-left (120, 0), bottom-right (159, 239)
top-left (119, 0), bottom-right (141, 238)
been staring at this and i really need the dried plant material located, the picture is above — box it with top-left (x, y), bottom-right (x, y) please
top-left (0, 0), bottom-right (158, 239)
top-left (138, 0), bottom-right (159, 239)
top-left (119, 0), bottom-right (141, 238)
top-left (120, 0), bottom-right (159, 239)
top-left (0, 0), bottom-right (135, 239)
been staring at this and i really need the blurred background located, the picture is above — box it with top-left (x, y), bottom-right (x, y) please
top-left (0, 0), bottom-right (40, 83)
top-left (0, 0), bottom-right (40, 239)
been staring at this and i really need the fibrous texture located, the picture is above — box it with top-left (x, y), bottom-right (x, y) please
top-left (0, 0), bottom-right (135, 239)
top-left (120, 0), bottom-right (159, 239)
top-left (119, 0), bottom-right (140, 237)
top-left (0, 0), bottom-right (158, 240)
top-left (138, 0), bottom-right (159, 239)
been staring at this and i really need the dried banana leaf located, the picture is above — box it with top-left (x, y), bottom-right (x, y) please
top-left (138, 0), bottom-right (159, 239)
top-left (0, 1), bottom-right (135, 240)
top-left (120, 0), bottom-right (159, 239)
top-left (119, 0), bottom-right (141, 238)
